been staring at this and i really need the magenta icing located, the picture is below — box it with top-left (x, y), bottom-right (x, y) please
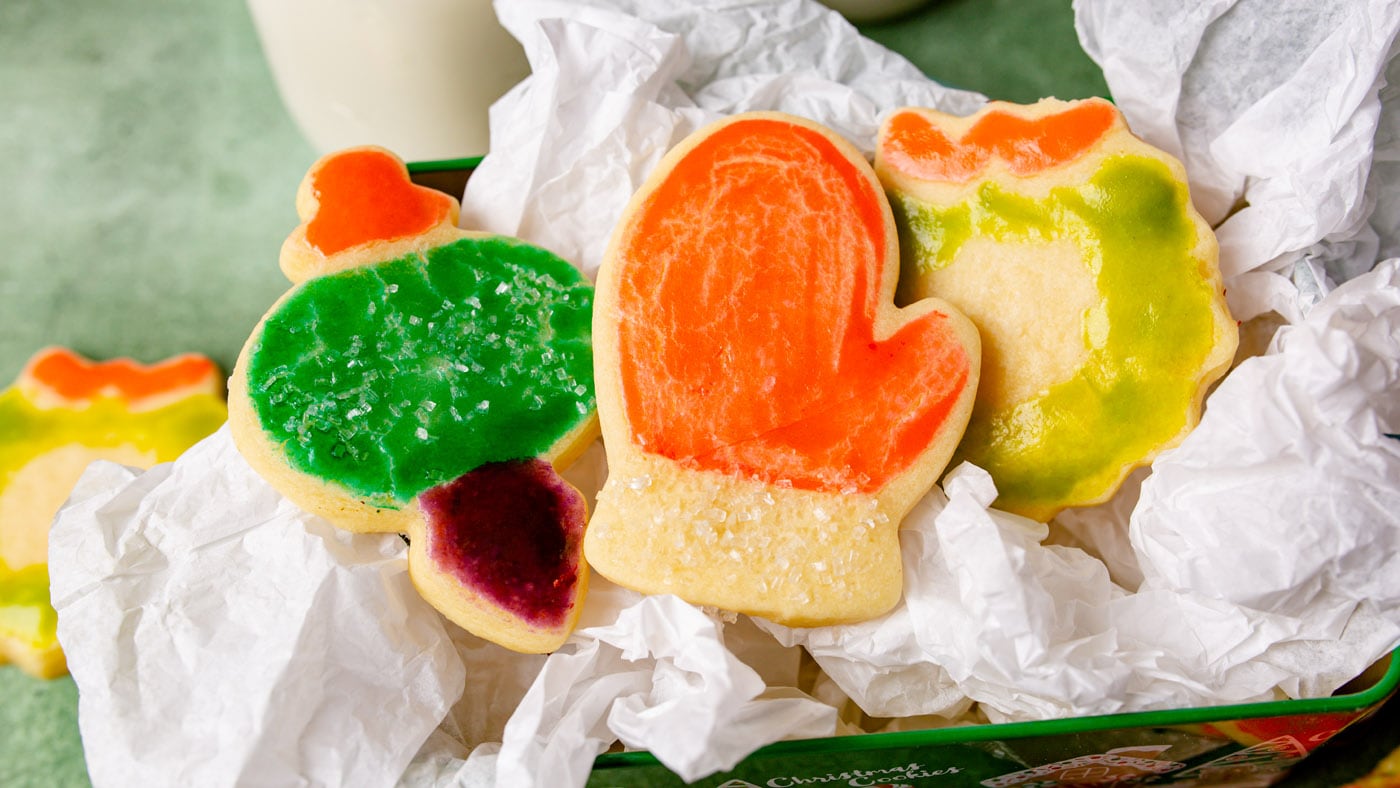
top-left (418, 459), bottom-right (585, 628)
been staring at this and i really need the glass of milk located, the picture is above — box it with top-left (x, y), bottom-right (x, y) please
top-left (246, 0), bottom-right (529, 161)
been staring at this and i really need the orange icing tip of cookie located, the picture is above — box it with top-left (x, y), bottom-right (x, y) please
top-left (280, 146), bottom-right (464, 283)
top-left (882, 99), bottom-right (1120, 183)
top-left (21, 347), bottom-right (221, 410)
top-left (303, 147), bottom-right (456, 256)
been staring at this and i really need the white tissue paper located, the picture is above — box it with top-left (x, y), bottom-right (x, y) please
top-left (461, 0), bottom-right (984, 278)
top-left (1075, 0), bottom-right (1400, 321)
top-left (49, 429), bottom-right (466, 788)
top-left (492, 588), bottom-right (834, 786)
top-left (47, 0), bottom-right (1400, 786)
top-left (768, 261), bottom-right (1400, 723)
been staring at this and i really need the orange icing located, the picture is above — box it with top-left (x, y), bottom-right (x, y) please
top-left (615, 118), bottom-right (972, 494)
top-left (303, 148), bottom-right (454, 256)
top-left (27, 348), bottom-right (218, 404)
top-left (883, 101), bottom-right (1119, 183)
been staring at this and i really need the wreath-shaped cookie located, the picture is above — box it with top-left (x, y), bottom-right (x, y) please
top-left (876, 98), bottom-right (1237, 521)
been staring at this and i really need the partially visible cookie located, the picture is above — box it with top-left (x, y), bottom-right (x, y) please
top-left (228, 147), bottom-right (597, 652)
top-left (587, 112), bottom-right (980, 627)
top-left (877, 98), bottom-right (1237, 521)
top-left (0, 347), bottom-right (225, 678)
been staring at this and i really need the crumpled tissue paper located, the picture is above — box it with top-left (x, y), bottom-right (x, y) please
top-left (49, 428), bottom-right (465, 788)
top-left (766, 261), bottom-right (1400, 723)
top-left (461, 0), bottom-right (983, 278)
top-left (47, 0), bottom-right (1400, 786)
top-left (1076, 0), bottom-right (1400, 321)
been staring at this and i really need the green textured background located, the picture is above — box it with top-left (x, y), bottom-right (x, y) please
top-left (0, 1), bottom-right (1391, 786)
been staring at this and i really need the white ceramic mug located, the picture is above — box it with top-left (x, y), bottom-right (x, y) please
top-left (246, 0), bottom-right (530, 161)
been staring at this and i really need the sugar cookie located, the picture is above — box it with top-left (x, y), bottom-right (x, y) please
top-left (876, 98), bottom-right (1238, 521)
top-left (0, 347), bottom-right (225, 678)
top-left (228, 147), bottom-right (596, 653)
top-left (587, 113), bottom-right (980, 626)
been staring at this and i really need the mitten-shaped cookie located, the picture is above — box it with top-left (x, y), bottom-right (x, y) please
top-left (876, 98), bottom-right (1237, 521)
top-left (587, 113), bottom-right (980, 626)
top-left (0, 348), bottom-right (225, 678)
top-left (229, 147), bottom-right (595, 653)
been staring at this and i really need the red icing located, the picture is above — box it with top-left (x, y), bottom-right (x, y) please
top-left (302, 148), bottom-right (454, 256)
top-left (1207, 711), bottom-right (1366, 750)
top-left (26, 348), bottom-right (217, 403)
top-left (882, 100), bottom-right (1119, 183)
top-left (614, 117), bottom-right (973, 494)
top-left (419, 459), bottom-right (585, 629)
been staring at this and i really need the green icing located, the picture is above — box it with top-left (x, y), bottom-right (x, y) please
top-left (246, 236), bottom-right (596, 507)
top-left (893, 155), bottom-right (1221, 513)
top-left (0, 563), bottom-right (56, 648)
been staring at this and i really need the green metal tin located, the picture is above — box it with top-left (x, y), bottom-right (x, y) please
top-left (406, 156), bottom-right (483, 204)
top-left (588, 656), bottom-right (1399, 788)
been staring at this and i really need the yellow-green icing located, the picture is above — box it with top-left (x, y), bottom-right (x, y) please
top-left (0, 561), bottom-right (55, 650)
top-left (0, 390), bottom-right (228, 487)
top-left (0, 391), bottom-right (225, 640)
top-left (892, 155), bottom-right (1221, 516)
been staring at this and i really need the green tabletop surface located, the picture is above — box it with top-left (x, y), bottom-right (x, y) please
top-left (1, 1), bottom-right (1393, 787)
